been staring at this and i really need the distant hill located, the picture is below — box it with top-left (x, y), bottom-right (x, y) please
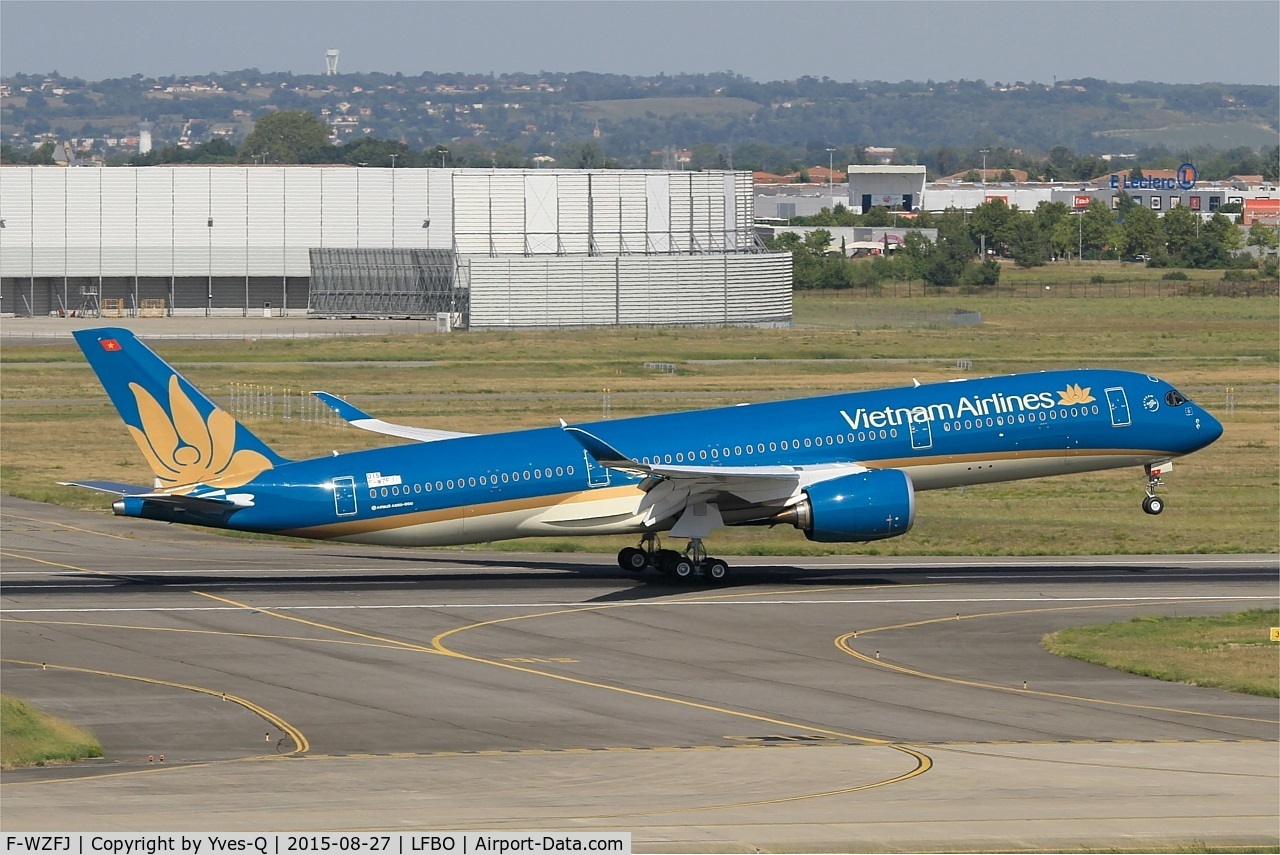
top-left (2, 69), bottom-right (1275, 176)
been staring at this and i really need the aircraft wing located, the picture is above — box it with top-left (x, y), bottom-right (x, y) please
top-left (311, 391), bottom-right (474, 443)
top-left (562, 424), bottom-right (822, 528)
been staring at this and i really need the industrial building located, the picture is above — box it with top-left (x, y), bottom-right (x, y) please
top-left (0, 166), bottom-right (792, 329)
top-left (754, 164), bottom-right (1278, 219)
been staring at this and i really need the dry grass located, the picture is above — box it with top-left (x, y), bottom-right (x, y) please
top-left (1, 293), bottom-right (1276, 555)
top-left (0, 694), bottom-right (103, 768)
top-left (1042, 609), bottom-right (1280, 697)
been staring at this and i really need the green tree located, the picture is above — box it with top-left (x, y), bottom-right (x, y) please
top-left (1162, 205), bottom-right (1199, 261)
top-left (922, 210), bottom-right (974, 287)
top-left (1246, 221), bottom-right (1279, 253)
top-left (1119, 205), bottom-right (1164, 257)
top-left (803, 229), bottom-right (833, 255)
top-left (1081, 198), bottom-right (1119, 257)
top-left (240, 110), bottom-right (331, 163)
top-left (862, 206), bottom-right (893, 227)
top-left (968, 197), bottom-right (1015, 254)
top-left (27, 142), bottom-right (56, 165)
top-left (1005, 214), bottom-right (1049, 267)
top-left (1188, 213), bottom-right (1241, 268)
top-left (964, 256), bottom-right (1002, 288)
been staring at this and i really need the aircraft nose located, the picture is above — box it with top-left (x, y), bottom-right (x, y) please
top-left (1199, 409), bottom-right (1224, 447)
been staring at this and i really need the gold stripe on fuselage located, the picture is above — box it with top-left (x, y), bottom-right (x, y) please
top-left (279, 484), bottom-right (646, 540)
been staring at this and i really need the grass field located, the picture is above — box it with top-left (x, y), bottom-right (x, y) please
top-left (1, 289), bottom-right (1276, 556)
top-left (0, 694), bottom-right (103, 768)
top-left (1042, 609), bottom-right (1280, 697)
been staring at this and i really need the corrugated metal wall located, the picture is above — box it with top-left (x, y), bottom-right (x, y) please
top-left (1, 166), bottom-right (790, 327)
top-left (468, 254), bottom-right (791, 329)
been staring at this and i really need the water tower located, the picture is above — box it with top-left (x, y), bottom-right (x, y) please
top-left (138, 121), bottom-right (154, 154)
top-left (325, 49), bottom-right (339, 76)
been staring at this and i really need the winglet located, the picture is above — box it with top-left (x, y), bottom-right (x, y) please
top-left (561, 426), bottom-right (635, 468)
top-left (312, 391), bottom-right (375, 422)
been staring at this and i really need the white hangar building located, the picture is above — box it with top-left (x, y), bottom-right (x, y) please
top-left (0, 166), bottom-right (792, 329)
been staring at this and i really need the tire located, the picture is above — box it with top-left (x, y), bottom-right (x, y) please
top-left (671, 558), bottom-right (695, 580)
top-left (1143, 496), bottom-right (1165, 515)
top-left (656, 549), bottom-right (681, 575)
top-left (705, 559), bottom-right (729, 583)
top-left (618, 547), bottom-right (648, 572)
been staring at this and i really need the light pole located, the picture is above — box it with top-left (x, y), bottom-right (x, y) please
top-left (440, 148), bottom-right (448, 169)
top-left (206, 216), bottom-right (213, 317)
top-left (826, 147), bottom-right (836, 210)
top-left (389, 153), bottom-right (398, 169)
top-left (980, 149), bottom-right (989, 182)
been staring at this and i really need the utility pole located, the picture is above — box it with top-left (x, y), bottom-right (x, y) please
top-left (827, 148), bottom-right (836, 210)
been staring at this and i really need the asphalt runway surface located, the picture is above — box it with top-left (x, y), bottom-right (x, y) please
top-left (2, 495), bottom-right (1276, 852)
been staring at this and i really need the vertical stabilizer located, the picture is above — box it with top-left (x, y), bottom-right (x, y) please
top-left (73, 328), bottom-right (289, 493)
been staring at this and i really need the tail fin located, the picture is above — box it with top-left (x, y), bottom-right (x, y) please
top-left (73, 328), bottom-right (289, 493)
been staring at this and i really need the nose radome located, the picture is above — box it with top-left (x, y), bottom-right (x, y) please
top-left (1200, 410), bottom-right (1224, 446)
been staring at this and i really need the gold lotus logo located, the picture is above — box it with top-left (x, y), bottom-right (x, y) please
top-left (1057, 384), bottom-right (1095, 405)
top-left (127, 376), bottom-right (273, 493)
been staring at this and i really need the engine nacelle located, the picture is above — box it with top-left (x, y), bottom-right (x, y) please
top-left (787, 469), bottom-right (915, 543)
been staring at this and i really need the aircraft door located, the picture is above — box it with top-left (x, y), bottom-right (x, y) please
top-left (332, 476), bottom-right (358, 517)
top-left (583, 451), bottom-right (611, 488)
top-left (909, 417), bottom-right (933, 450)
top-left (1105, 387), bottom-right (1131, 427)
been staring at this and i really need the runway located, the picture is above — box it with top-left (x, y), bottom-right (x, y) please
top-left (2, 495), bottom-right (1276, 851)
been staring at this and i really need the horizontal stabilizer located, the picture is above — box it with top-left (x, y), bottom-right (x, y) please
top-left (311, 391), bottom-right (473, 443)
top-left (59, 480), bottom-right (153, 496)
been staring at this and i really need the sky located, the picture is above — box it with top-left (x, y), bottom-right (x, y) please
top-left (2, 1), bottom-right (1278, 86)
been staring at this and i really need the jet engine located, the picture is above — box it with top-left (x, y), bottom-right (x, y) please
top-left (775, 469), bottom-right (915, 543)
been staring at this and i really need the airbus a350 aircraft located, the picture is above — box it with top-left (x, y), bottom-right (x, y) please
top-left (67, 327), bottom-right (1222, 583)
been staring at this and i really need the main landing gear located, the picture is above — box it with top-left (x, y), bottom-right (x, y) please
top-left (617, 533), bottom-right (730, 584)
top-left (1142, 462), bottom-right (1167, 515)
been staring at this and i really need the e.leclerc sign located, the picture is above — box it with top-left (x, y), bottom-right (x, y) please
top-left (1110, 163), bottom-right (1198, 191)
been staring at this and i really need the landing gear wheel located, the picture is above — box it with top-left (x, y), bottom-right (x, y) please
top-left (670, 557), bottom-right (695, 581)
top-left (618, 547), bottom-right (648, 572)
top-left (1142, 495), bottom-right (1165, 515)
top-left (656, 549), bottom-right (681, 575)
top-left (705, 558), bottom-right (729, 583)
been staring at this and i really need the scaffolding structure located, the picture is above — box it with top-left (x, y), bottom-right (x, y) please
top-left (308, 248), bottom-right (466, 319)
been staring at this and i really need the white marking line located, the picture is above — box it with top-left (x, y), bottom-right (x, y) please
top-left (0, 580), bottom-right (429, 590)
top-left (0, 566), bottom-right (489, 576)
top-left (2, 595), bottom-right (1273, 615)
top-left (926, 573), bottom-right (1278, 580)
top-left (763, 558), bottom-right (1280, 570)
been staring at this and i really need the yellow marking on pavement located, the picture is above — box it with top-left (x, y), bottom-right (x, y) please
top-left (1, 616), bottom-right (418, 652)
top-left (192, 591), bottom-right (446, 655)
top-left (0, 550), bottom-right (117, 576)
top-left (834, 600), bottom-right (1279, 724)
top-left (1, 512), bottom-right (135, 541)
top-left (428, 602), bottom-right (933, 797)
top-left (0, 657), bottom-right (309, 755)
top-left (193, 585), bottom-right (933, 810)
top-left (929, 742), bottom-right (1280, 778)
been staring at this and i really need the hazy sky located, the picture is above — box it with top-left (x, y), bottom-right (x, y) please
top-left (3, 1), bottom-right (1278, 86)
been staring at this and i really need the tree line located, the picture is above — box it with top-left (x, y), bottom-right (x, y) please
top-left (771, 199), bottom-right (1279, 291)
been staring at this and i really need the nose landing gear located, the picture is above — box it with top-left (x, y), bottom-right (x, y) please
top-left (616, 533), bottom-right (731, 583)
top-left (1142, 462), bottom-right (1169, 515)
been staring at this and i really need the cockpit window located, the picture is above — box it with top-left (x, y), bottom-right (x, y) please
top-left (1165, 390), bottom-right (1188, 406)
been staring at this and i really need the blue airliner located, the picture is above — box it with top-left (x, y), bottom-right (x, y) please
top-left (67, 327), bottom-right (1222, 583)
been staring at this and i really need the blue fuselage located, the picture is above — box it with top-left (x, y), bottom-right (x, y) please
top-left (118, 368), bottom-right (1222, 546)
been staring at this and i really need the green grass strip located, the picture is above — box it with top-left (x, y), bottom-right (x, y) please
top-left (1042, 609), bottom-right (1280, 698)
top-left (1, 693), bottom-right (104, 768)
